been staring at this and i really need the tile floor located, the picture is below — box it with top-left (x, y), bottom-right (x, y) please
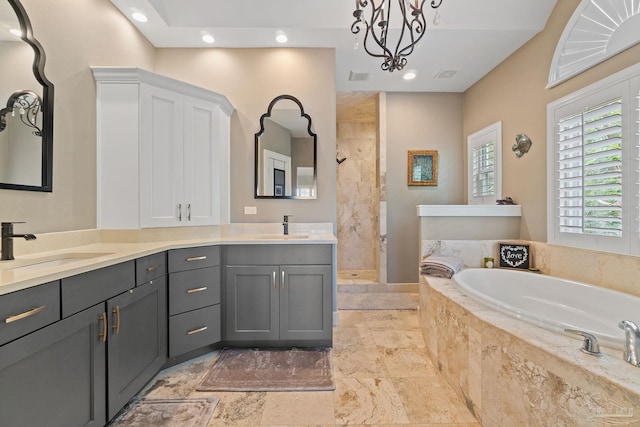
top-left (137, 309), bottom-right (480, 427)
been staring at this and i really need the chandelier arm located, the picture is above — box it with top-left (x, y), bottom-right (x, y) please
top-left (431, 0), bottom-right (443, 8)
top-left (396, 9), bottom-right (427, 58)
top-left (360, 1), bottom-right (395, 62)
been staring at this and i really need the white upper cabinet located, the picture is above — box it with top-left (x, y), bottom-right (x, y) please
top-left (93, 67), bottom-right (234, 229)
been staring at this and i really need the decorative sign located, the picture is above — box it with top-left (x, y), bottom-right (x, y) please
top-left (499, 244), bottom-right (530, 269)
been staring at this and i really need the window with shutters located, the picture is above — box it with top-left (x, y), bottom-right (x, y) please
top-left (547, 63), bottom-right (640, 256)
top-left (468, 121), bottom-right (502, 205)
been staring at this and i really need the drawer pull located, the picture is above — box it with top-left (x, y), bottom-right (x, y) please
top-left (273, 271), bottom-right (276, 289)
top-left (187, 286), bottom-right (208, 294)
top-left (282, 270), bottom-right (285, 289)
top-left (112, 306), bottom-right (121, 334)
top-left (187, 326), bottom-right (208, 335)
top-left (146, 264), bottom-right (160, 272)
top-left (99, 312), bottom-right (107, 343)
top-left (186, 256), bottom-right (207, 262)
top-left (5, 305), bottom-right (46, 324)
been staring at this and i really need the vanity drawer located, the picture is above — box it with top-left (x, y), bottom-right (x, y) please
top-left (225, 244), bottom-right (332, 265)
top-left (168, 246), bottom-right (219, 273)
top-left (0, 281), bottom-right (61, 346)
top-left (169, 304), bottom-right (221, 357)
top-left (136, 252), bottom-right (167, 285)
top-left (169, 266), bottom-right (220, 316)
top-left (61, 261), bottom-right (135, 318)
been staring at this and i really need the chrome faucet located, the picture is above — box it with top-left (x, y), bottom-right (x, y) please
top-left (619, 320), bottom-right (640, 367)
top-left (565, 329), bottom-right (602, 356)
top-left (1, 222), bottom-right (37, 261)
top-left (282, 215), bottom-right (292, 235)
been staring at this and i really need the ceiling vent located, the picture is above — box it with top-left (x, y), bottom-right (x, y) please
top-left (434, 69), bottom-right (458, 79)
top-left (349, 71), bottom-right (370, 82)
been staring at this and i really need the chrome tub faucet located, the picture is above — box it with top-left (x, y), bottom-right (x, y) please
top-left (1, 222), bottom-right (37, 261)
top-left (619, 320), bottom-right (640, 367)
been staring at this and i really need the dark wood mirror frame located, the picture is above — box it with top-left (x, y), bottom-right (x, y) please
top-left (0, 0), bottom-right (54, 192)
top-left (254, 94), bottom-right (317, 199)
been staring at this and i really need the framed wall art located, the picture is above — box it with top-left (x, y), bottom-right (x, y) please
top-left (408, 150), bottom-right (438, 186)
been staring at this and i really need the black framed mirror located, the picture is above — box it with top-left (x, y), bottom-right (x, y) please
top-left (0, 0), bottom-right (54, 192)
top-left (255, 95), bottom-right (317, 199)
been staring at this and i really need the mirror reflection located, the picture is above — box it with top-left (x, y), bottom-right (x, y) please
top-left (255, 95), bottom-right (317, 199)
top-left (0, 0), bottom-right (54, 191)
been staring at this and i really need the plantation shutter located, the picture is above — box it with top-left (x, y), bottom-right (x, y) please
top-left (472, 141), bottom-right (495, 199)
top-left (556, 98), bottom-right (623, 237)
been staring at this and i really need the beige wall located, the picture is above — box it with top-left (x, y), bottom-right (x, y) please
top-left (0, 1), bottom-right (336, 233)
top-left (463, 0), bottom-right (640, 242)
top-left (154, 48), bottom-right (337, 226)
top-left (0, 0), bottom-right (155, 233)
top-left (386, 93), bottom-right (464, 282)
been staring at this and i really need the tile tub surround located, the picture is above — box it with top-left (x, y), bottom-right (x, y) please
top-left (419, 275), bottom-right (640, 426)
top-left (421, 239), bottom-right (640, 299)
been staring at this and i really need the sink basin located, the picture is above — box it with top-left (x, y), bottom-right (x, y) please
top-left (256, 234), bottom-right (309, 240)
top-left (2, 252), bottom-right (113, 271)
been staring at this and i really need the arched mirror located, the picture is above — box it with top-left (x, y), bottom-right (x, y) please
top-left (0, 0), bottom-right (53, 192)
top-left (255, 95), bottom-right (317, 199)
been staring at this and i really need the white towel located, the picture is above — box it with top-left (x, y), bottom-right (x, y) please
top-left (420, 254), bottom-right (464, 279)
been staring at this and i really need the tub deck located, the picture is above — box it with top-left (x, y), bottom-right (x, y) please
top-left (420, 274), bottom-right (640, 426)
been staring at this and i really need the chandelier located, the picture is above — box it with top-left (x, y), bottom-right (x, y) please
top-left (351, 0), bottom-right (443, 72)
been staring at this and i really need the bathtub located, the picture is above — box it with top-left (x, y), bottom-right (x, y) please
top-left (452, 268), bottom-right (640, 349)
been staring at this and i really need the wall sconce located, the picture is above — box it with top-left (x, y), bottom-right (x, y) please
top-left (0, 90), bottom-right (43, 136)
top-left (512, 134), bottom-right (532, 158)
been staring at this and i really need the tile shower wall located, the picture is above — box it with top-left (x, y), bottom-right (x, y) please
top-left (336, 95), bottom-right (379, 276)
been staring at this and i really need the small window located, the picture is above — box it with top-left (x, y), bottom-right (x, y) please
top-left (467, 121), bottom-right (502, 205)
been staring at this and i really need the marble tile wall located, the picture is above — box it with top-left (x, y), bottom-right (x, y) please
top-left (336, 119), bottom-right (379, 274)
top-left (419, 275), bottom-right (640, 427)
top-left (421, 239), bottom-right (640, 298)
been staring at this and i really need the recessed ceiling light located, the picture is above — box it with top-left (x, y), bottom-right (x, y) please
top-left (202, 34), bottom-right (215, 44)
top-left (275, 31), bottom-right (288, 44)
top-left (9, 28), bottom-right (22, 37)
top-left (403, 70), bottom-right (417, 80)
top-left (131, 11), bottom-right (148, 23)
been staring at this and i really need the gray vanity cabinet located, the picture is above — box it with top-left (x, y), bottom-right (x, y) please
top-left (0, 303), bottom-right (107, 427)
top-left (224, 244), bottom-right (333, 346)
top-left (168, 246), bottom-right (222, 358)
top-left (106, 276), bottom-right (167, 420)
top-left (0, 253), bottom-right (169, 427)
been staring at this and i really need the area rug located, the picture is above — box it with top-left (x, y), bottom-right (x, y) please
top-left (197, 348), bottom-right (334, 392)
top-left (109, 397), bottom-right (219, 427)
top-left (337, 292), bottom-right (418, 310)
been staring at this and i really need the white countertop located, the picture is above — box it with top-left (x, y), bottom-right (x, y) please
top-left (0, 229), bottom-right (336, 296)
top-left (417, 204), bottom-right (522, 217)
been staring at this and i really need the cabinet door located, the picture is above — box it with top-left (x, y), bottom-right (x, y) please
top-left (106, 278), bottom-right (167, 420)
top-left (183, 96), bottom-right (222, 226)
top-left (280, 265), bottom-right (332, 342)
top-left (0, 304), bottom-right (106, 427)
top-left (140, 83), bottom-right (184, 228)
top-left (224, 265), bottom-right (279, 342)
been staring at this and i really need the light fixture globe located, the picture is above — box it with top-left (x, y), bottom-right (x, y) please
top-left (351, 0), bottom-right (443, 72)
